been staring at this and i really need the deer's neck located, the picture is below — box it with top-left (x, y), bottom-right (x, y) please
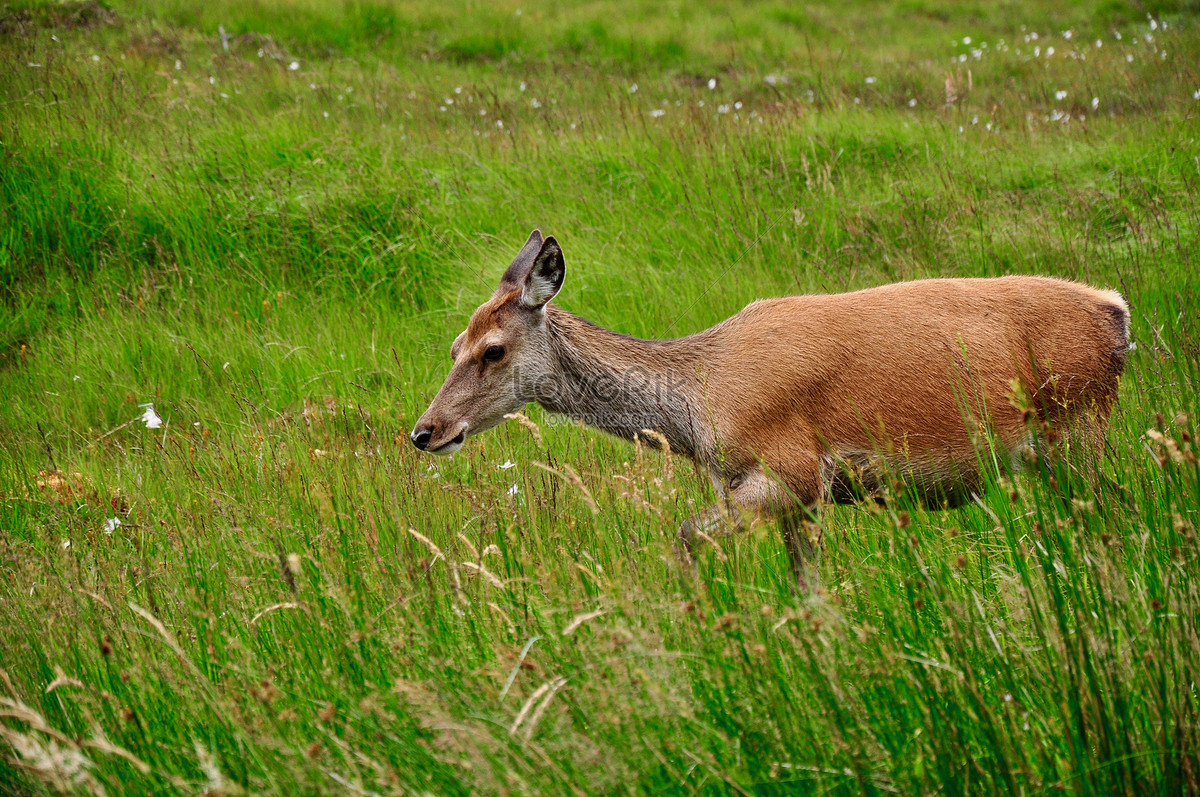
top-left (536, 307), bottom-right (709, 460)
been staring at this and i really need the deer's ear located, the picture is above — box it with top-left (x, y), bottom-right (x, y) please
top-left (522, 236), bottom-right (565, 310)
top-left (500, 229), bottom-right (544, 289)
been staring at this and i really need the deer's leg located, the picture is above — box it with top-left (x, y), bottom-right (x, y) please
top-left (678, 465), bottom-right (823, 591)
top-left (779, 510), bottom-right (822, 592)
top-left (677, 468), bottom-right (740, 557)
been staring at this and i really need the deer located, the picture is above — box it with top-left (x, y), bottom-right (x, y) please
top-left (411, 230), bottom-right (1130, 588)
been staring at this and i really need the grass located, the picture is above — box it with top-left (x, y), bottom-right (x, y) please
top-left (1, 0), bottom-right (1199, 792)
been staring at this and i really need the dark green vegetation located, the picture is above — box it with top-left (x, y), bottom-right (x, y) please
top-left (2, 0), bottom-right (1199, 793)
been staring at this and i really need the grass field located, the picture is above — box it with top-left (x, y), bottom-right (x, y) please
top-left (2, 0), bottom-right (1200, 793)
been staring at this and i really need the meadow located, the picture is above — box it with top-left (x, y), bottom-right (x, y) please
top-left (2, 0), bottom-right (1199, 793)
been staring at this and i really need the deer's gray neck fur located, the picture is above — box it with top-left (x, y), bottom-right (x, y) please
top-left (535, 307), bottom-right (709, 460)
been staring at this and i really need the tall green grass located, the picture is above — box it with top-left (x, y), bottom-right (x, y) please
top-left (1, 0), bottom-right (1198, 793)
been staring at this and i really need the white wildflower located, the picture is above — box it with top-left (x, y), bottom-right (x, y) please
top-left (717, 104), bottom-right (730, 113)
top-left (864, 76), bottom-right (877, 84)
top-left (707, 78), bottom-right (716, 89)
top-left (649, 108), bottom-right (665, 117)
top-left (519, 81), bottom-right (526, 91)
top-left (104, 518), bottom-right (121, 534)
top-left (507, 483), bottom-right (519, 496)
top-left (629, 83), bottom-right (638, 93)
top-left (140, 404), bottom-right (163, 429)
top-left (288, 61), bottom-right (300, 71)
top-left (908, 98), bottom-right (917, 107)
top-left (1055, 90), bottom-right (1067, 100)
top-left (499, 460), bottom-right (516, 470)
top-left (1092, 96), bottom-right (1099, 109)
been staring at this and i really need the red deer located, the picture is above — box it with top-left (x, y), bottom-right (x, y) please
top-left (412, 230), bottom-right (1129, 587)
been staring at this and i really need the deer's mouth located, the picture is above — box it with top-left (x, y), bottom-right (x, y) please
top-left (429, 429), bottom-right (467, 455)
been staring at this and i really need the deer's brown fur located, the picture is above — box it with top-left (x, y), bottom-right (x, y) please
top-left (413, 230), bottom-right (1129, 587)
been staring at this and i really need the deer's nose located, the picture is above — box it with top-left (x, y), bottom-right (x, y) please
top-left (411, 426), bottom-right (433, 451)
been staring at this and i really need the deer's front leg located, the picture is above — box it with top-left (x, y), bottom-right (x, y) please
top-left (779, 511), bottom-right (822, 592)
top-left (676, 501), bottom-right (742, 556)
top-left (676, 466), bottom-right (742, 558)
top-left (676, 465), bottom-right (822, 591)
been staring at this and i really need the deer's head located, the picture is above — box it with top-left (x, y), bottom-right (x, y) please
top-left (411, 230), bottom-right (565, 455)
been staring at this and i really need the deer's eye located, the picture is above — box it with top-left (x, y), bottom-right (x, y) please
top-left (483, 345), bottom-right (506, 362)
